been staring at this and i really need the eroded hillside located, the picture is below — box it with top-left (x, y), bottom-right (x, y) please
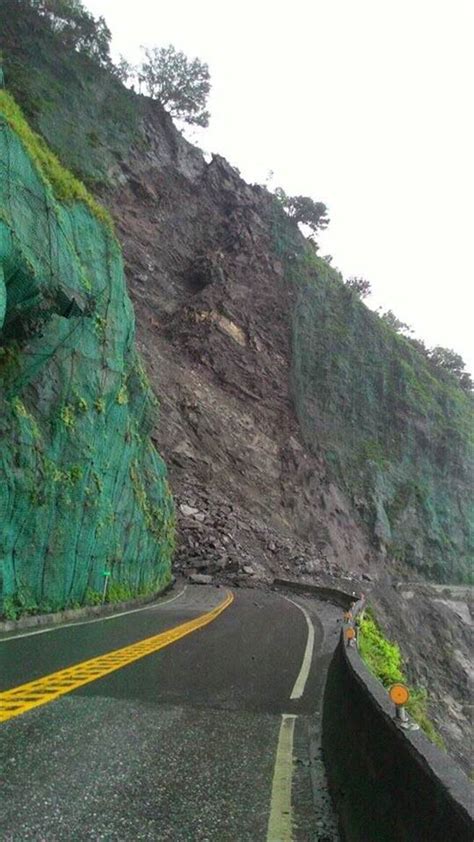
top-left (0, 4), bottom-right (472, 772)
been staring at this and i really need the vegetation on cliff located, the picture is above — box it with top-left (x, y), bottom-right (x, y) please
top-left (0, 89), bottom-right (112, 227)
top-left (272, 206), bottom-right (473, 583)
top-left (136, 45), bottom-right (211, 127)
top-left (0, 93), bottom-right (174, 617)
top-left (358, 607), bottom-right (444, 748)
top-left (0, 0), bottom-right (142, 187)
top-left (0, 0), bottom-right (212, 184)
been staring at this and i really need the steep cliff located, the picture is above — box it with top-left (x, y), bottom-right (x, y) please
top-left (0, 5), bottom-right (472, 771)
top-left (1, 14), bottom-right (470, 585)
top-left (274, 215), bottom-right (473, 583)
top-left (0, 92), bottom-right (174, 616)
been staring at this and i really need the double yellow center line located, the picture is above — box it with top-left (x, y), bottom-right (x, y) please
top-left (0, 591), bottom-right (234, 724)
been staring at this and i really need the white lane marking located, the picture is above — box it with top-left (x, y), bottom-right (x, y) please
top-left (284, 596), bottom-right (315, 700)
top-left (0, 586), bottom-right (187, 643)
top-left (267, 714), bottom-right (297, 842)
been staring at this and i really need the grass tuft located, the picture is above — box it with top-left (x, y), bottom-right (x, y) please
top-left (0, 90), bottom-right (114, 231)
top-left (358, 607), bottom-right (445, 749)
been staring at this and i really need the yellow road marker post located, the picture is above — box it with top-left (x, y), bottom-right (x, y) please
top-left (388, 682), bottom-right (419, 731)
top-left (0, 591), bottom-right (233, 724)
top-left (345, 626), bottom-right (356, 647)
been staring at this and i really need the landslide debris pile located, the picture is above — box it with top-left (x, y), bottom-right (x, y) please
top-left (0, 92), bottom-right (174, 616)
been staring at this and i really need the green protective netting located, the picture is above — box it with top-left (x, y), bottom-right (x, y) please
top-left (0, 98), bottom-right (175, 614)
top-left (272, 206), bottom-right (473, 583)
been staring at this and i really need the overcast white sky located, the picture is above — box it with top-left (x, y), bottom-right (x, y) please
top-left (86, 0), bottom-right (474, 373)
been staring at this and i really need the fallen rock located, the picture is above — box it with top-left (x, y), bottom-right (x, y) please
top-left (193, 560), bottom-right (210, 570)
top-left (180, 504), bottom-right (200, 516)
top-left (304, 560), bottom-right (320, 573)
top-left (189, 573), bottom-right (213, 585)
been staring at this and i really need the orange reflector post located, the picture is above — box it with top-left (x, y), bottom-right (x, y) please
top-left (389, 683), bottom-right (410, 706)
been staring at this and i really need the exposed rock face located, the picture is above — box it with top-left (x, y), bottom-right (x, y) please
top-left (106, 108), bottom-right (472, 585)
top-left (106, 120), bottom-right (379, 582)
top-left (88, 114), bottom-right (474, 774)
top-left (0, 102), bottom-right (174, 614)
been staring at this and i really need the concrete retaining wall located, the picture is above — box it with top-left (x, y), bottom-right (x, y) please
top-left (274, 577), bottom-right (473, 840)
top-left (272, 577), bottom-right (359, 609)
top-left (322, 630), bottom-right (474, 841)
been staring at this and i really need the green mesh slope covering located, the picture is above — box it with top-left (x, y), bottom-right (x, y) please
top-left (0, 96), bottom-right (174, 615)
top-left (273, 209), bottom-right (473, 583)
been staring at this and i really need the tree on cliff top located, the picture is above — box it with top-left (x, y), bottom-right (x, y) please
top-left (378, 308), bottom-right (413, 336)
top-left (428, 347), bottom-right (473, 392)
top-left (139, 45), bottom-right (211, 127)
top-left (345, 276), bottom-right (372, 299)
top-left (275, 188), bottom-right (329, 241)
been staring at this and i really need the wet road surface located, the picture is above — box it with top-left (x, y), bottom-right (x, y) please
top-left (0, 584), bottom-right (341, 840)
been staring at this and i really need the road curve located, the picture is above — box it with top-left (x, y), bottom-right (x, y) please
top-left (0, 584), bottom-right (342, 841)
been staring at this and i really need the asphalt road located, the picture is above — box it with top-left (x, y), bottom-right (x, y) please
top-left (0, 584), bottom-right (342, 841)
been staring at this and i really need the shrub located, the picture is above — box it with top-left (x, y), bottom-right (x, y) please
top-left (274, 188), bottom-right (329, 241)
top-left (357, 607), bottom-right (445, 748)
top-left (378, 308), bottom-right (412, 335)
top-left (428, 347), bottom-right (473, 392)
top-left (358, 611), bottom-right (404, 685)
top-left (345, 275), bottom-right (372, 299)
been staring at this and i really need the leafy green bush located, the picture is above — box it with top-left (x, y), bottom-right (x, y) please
top-left (2, 596), bottom-right (20, 621)
top-left (358, 607), bottom-right (445, 749)
top-left (274, 188), bottom-right (329, 242)
top-left (358, 611), bottom-right (404, 685)
top-left (1, 581), bottom-right (39, 619)
top-left (106, 582), bottom-right (136, 603)
top-left (84, 587), bottom-right (103, 606)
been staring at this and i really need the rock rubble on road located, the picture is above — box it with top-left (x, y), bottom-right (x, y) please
top-left (172, 488), bottom-right (367, 592)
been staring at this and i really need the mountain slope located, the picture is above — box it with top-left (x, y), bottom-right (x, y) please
top-left (2, 13), bottom-right (470, 582)
top-left (0, 6), bottom-right (472, 772)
